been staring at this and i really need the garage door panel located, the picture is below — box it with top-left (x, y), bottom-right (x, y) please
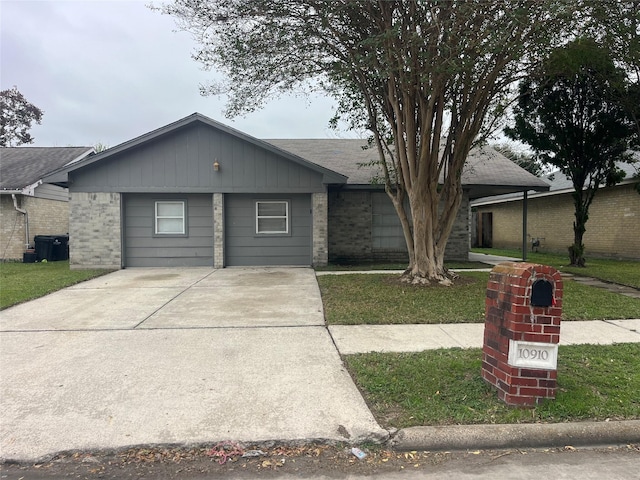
top-left (123, 256), bottom-right (212, 267)
top-left (225, 194), bottom-right (311, 266)
top-left (124, 194), bottom-right (213, 267)
top-left (125, 236), bottom-right (213, 248)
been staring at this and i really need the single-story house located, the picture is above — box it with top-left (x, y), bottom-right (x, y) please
top-left (0, 147), bottom-right (94, 260)
top-left (44, 113), bottom-right (549, 269)
top-left (471, 160), bottom-right (640, 259)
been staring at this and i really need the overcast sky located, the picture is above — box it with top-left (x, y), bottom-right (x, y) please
top-left (1, 0), bottom-right (353, 148)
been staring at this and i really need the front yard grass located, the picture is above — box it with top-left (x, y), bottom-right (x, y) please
top-left (0, 261), bottom-right (110, 310)
top-left (472, 248), bottom-right (640, 289)
top-left (318, 272), bottom-right (640, 324)
top-left (345, 343), bottom-right (640, 427)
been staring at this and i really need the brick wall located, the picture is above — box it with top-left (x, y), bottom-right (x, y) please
top-left (446, 194), bottom-right (470, 261)
top-left (328, 190), bottom-right (373, 262)
top-left (328, 189), bottom-right (470, 263)
top-left (213, 193), bottom-right (224, 268)
top-left (312, 192), bottom-right (328, 266)
top-left (69, 192), bottom-right (121, 269)
top-left (0, 195), bottom-right (69, 261)
top-left (475, 183), bottom-right (640, 259)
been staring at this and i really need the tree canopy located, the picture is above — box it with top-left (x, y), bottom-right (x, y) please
top-left (505, 38), bottom-right (636, 266)
top-left (0, 86), bottom-right (43, 147)
top-left (492, 144), bottom-right (545, 177)
top-left (154, 0), bottom-right (584, 282)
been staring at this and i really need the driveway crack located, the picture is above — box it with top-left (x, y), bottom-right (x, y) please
top-left (133, 271), bottom-right (218, 329)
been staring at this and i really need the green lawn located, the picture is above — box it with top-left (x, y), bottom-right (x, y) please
top-left (318, 272), bottom-right (640, 324)
top-left (472, 248), bottom-right (640, 288)
top-left (346, 343), bottom-right (640, 427)
top-left (0, 261), bottom-right (111, 310)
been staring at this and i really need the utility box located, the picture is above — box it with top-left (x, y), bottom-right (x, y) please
top-left (482, 262), bottom-right (563, 406)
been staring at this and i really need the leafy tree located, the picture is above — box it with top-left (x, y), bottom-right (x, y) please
top-left (0, 86), bottom-right (44, 147)
top-left (94, 142), bottom-right (109, 153)
top-left (580, 0), bottom-right (640, 146)
top-left (154, 0), bottom-right (580, 284)
top-left (505, 39), bottom-right (636, 267)
top-left (492, 144), bottom-right (545, 177)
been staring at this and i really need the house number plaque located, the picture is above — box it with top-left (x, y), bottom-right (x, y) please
top-left (508, 340), bottom-right (558, 370)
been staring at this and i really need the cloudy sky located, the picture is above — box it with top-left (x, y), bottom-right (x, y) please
top-left (1, 0), bottom-right (352, 148)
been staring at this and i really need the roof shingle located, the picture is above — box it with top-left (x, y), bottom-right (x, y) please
top-left (1, 147), bottom-right (93, 191)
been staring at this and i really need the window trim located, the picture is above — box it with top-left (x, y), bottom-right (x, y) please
top-left (154, 200), bottom-right (187, 237)
top-left (255, 200), bottom-right (290, 235)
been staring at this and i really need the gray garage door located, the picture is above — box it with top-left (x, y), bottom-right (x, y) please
top-left (123, 194), bottom-right (213, 267)
top-left (225, 194), bottom-right (311, 266)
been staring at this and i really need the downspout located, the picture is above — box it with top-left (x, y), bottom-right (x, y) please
top-left (522, 191), bottom-right (528, 262)
top-left (12, 194), bottom-right (30, 250)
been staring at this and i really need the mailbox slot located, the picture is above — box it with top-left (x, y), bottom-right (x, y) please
top-left (531, 279), bottom-right (553, 307)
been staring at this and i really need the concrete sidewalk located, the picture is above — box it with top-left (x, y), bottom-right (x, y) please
top-left (329, 319), bottom-right (640, 355)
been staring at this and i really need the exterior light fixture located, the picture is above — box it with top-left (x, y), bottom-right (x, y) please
top-left (213, 160), bottom-right (220, 171)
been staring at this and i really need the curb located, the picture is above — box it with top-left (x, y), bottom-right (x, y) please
top-left (389, 420), bottom-right (640, 451)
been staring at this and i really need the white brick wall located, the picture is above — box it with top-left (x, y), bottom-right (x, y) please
top-left (69, 192), bottom-right (122, 269)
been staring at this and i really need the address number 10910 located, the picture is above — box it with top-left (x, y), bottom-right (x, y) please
top-left (508, 340), bottom-right (558, 370)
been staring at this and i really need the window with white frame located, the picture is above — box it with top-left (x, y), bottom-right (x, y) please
top-left (256, 200), bottom-right (289, 234)
top-left (155, 201), bottom-right (186, 235)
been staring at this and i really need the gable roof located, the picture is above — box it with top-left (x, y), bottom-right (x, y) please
top-left (45, 113), bottom-right (347, 186)
top-left (267, 139), bottom-right (550, 199)
top-left (472, 157), bottom-right (639, 207)
top-left (0, 147), bottom-right (93, 193)
top-left (38, 113), bottom-right (549, 199)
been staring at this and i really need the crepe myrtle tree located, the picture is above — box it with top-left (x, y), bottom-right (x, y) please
top-left (153, 0), bottom-right (581, 284)
top-left (506, 39), bottom-right (636, 267)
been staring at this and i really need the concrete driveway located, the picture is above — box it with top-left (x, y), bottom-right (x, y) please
top-left (0, 268), bottom-right (387, 462)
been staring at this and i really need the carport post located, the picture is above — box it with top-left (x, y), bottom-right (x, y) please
top-left (522, 191), bottom-right (528, 262)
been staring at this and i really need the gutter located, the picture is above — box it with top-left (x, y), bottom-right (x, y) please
top-left (11, 194), bottom-right (30, 250)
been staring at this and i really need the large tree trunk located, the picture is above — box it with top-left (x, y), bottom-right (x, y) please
top-left (388, 175), bottom-right (463, 286)
top-left (569, 191), bottom-right (589, 267)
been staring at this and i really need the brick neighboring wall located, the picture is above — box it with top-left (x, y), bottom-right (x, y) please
top-left (327, 190), bottom-right (470, 263)
top-left (0, 195), bottom-right (69, 260)
top-left (475, 184), bottom-right (639, 259)
top-left (69, 192), bottom-right (121, 269)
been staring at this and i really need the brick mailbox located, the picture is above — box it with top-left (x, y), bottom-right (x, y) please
top-left (482, 262), bottom-right (563, 406)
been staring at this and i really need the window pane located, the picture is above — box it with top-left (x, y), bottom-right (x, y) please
top-left (157, 218), bottom-right (184, 234)
top-left (258, 218), bottom-right (286, 233)
top-left (258, 202), bottom-right (286, 216)
top-left (157, 202), bottom-right (183, 216)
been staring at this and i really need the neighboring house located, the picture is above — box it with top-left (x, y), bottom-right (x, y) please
top-left (0, 147), bottom-right (94, 261)
top-left (471, 160), bottom-right (640, 259)
top-left (44, 113), bottom-right (549, 269)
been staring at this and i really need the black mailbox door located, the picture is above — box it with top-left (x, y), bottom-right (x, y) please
top-left (531, 279), bottom-right (553, 307)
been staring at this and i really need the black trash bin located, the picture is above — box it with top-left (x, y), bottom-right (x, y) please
top-left (51, 234), bottom-right (69, 261)
top-left (34, 235), bottom-right (69, 261)
top-left (34, 235), bottom-right (54, 261)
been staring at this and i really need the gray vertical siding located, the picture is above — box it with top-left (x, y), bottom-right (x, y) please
top-left (70, 124), bottom-right (326, 194)
top-left (123, 194), bottom-right (213, 267)
top-left (225, 194), bottom-right (311, 266)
